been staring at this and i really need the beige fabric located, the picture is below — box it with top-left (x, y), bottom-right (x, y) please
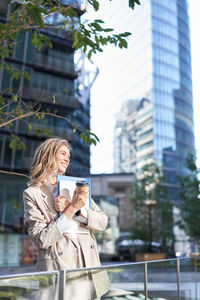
top-left (23, 184), bottom-right (110, 299)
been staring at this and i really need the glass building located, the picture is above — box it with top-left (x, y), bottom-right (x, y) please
top-left (0, 1), bottom-right (91, 233)
top-left (114, 98), bottom-right (153, 173)
top-left (88, 0), bottom-right (194, 200)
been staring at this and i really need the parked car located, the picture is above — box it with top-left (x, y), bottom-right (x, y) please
top-left (116, 237), bottom-right (175, 261)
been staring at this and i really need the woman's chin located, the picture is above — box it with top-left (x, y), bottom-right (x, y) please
top-left (57, 170), bottom-right (66, 175)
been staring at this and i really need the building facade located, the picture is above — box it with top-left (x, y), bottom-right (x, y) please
top-left (91, 173), bottom-right (135, 232)
top-left (89, 0), bottom-right (195, 185)
top-left (113, 0), bottom-right (194, 202)
top-left (0, 1), bottom-right (91, 235)
top-left (114, 98), bottom-right (154, 173)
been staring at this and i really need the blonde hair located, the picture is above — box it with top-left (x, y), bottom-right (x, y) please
top-left (30, 137), bottom-right (71, 185)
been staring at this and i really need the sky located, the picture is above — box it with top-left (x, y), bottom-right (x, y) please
top-left (85, 0), bottom-right (200, 172)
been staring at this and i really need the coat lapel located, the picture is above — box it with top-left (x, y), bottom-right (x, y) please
top-left (40, 185), bottom-right (58, 219)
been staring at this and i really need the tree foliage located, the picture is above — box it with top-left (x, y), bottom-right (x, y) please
top-left (131, 164), bottom-right (174, 252)
top-left (177, 153), bottom-right (200, 245)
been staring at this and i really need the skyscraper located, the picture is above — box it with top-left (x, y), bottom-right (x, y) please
top-left (114, 98), bottom-right (153, 173)
top-left (89, 0), bottom-right (195, 197)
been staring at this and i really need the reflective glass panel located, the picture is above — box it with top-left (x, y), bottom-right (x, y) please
top-left (65, 263), bottom-right (145, 300)
top-left (179, 257), bottom-right (200, 300)
top-left (147, 258), bottom-right (178, 299)
top-left (0, 273), bottom-right (59, 300)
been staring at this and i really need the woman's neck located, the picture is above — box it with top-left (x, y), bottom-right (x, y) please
top-left (46, 175), bottom-right (57, 185)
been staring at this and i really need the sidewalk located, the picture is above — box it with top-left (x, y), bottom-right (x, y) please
top-left (0, 264), bottom-right (37, 276)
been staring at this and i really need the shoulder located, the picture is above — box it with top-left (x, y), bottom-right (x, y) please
top-left (23, 183), bottom-right (41, 198)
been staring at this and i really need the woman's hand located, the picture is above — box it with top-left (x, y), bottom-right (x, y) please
top-left (62, 190), bottom-right (89, 219)
top-left (54, 195), bottom-right (70, 213)
top-left (71, 189), bottom-right (89, 211)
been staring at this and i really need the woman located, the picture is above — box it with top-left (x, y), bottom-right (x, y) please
top-left (23, 137), bottom-right (110, 299)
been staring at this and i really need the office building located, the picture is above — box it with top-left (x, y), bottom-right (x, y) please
top-left (89, 0), bottom-right (194, 186)
top-left (114, 98), bottom-right (153, 173)
top-left (89, 0), bottom-right (194, 202)
top-left (0, 1), bottom-right (91, 235)
top-left (91, 173), bottom-right (135, 232)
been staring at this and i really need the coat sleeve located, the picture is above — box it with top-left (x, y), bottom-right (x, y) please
top-left (23, 189), bottom-right (63, 249)
top-left (82, 199), bottom-right (108, 232)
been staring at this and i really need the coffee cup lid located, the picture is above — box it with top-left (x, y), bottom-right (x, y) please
top-left (76, 180), bottom-right (88, 187)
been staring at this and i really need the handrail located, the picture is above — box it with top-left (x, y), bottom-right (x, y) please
top-left (0, 270), bottom-right (59, 280)
top-left (0, 257), bottom-right (192, 279)
top-left (0, 257), bottom-right (198, 300)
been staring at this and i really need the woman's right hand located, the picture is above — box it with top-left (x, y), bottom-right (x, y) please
top-left (71, 189), bottom-right (89, 211)
top-left (63, 190), bottom-right (89, 219)
top-left (54, 195), bottom-right (70, 213)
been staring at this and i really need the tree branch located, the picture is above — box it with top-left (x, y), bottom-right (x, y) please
top-left (0, 170), bottom-right (28, 177)
top-left (0, 111), bottom-right (33, 128)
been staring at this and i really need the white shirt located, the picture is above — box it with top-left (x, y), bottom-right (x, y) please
top-left (46, 183), bottom-right (88, 236)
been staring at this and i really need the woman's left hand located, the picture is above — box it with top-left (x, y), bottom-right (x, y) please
top-left (54, 195), bottom-right (70, 213)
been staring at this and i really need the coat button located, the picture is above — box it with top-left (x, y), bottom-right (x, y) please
top-left (91, 244), bottom-right (95, 249)
top-left (58, 252), bottom-right (63, 256)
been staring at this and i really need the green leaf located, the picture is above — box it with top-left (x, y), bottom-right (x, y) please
top-left (89, 138), bottom-right (97, 146)
top-left (28, 124), bottom-right (32, 132)
top-left (121, 39), bottom-right (128, 48)
top-left (92, 22), bottom-right (103, 31)
top-left (9, 134), bottom-right (26, 151)
top-left (0, 95), bottom-right (5, 105)
top-left (129, 0), bottom-right (141, 9)
top-left (37, 40), bottom-right (43, 51)
top-left (88, 50), bottom-right (92, 59)
top-left (103, 28), bottom-right (114, 32)
top-left (41, 35), bottom-right (52, 48)
top-left (67, 7), bottom-right (78, 18)
top-left (73, 128), bottom-right (76, 134)
top-left (40, 111), bottom-right (45, 119)
top-left (94, 19), bottom-right (104, 24)
top-left (33, 111), bottom-right (40, 120)
top-left (24, 71), bottom-right (31, 80)
top-left (93, 1), bottom-right (99, 11)
top-left (95, 35), bottom-right (99, 46)
top-left (11, 95), bottom-right (18, 102)
top-left (1, 49), bottom-right (9, 59)
top-left (134, 0), bottom-right (141, 5)
top-left (32, 31), bottom-right (39, 46)
top-left (52, 95), bottom-right (56, 103)
top-left (26, 5), bottom-right (44, 27)
top-left (80, 132), bottom-right (89, 143)
top-left (72, 30), bottom-right (79, 48)
top-left (43, 128), bottom-right (53, 137)
top-left (119, 32), bottom-right (132, 37)
top-left (129, 0), bottom-right (135, 9)
top-left (84, 130), bottom-right (100, 143)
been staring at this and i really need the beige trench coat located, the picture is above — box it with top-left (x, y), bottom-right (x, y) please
top-left (23, 184), bottom-right (110, 299)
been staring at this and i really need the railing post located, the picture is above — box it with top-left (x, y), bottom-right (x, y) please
top-left (144, 262), bottom-right (148, 300)
top-left (58, 270), bottom-right (66, 300)
top-left (176, 258), bottom-right (180, 300)
top-left (194, 258), bottom-right (198, 300)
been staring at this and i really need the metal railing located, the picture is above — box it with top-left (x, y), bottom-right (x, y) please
top-left (0, 257), bottom-right (199, 299)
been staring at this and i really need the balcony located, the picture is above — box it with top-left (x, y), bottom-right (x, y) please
top-left (33, 53), bottom-right (77, 78)
top-left (0, 257), bottom-right (199, 299)
top-left (30, 87), bottom-right (79, 110)
top-left (18, 121), bottom-right (74, 140)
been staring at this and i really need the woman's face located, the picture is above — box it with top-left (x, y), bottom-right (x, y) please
top-left (55, 144), bottom-right (70, 174)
